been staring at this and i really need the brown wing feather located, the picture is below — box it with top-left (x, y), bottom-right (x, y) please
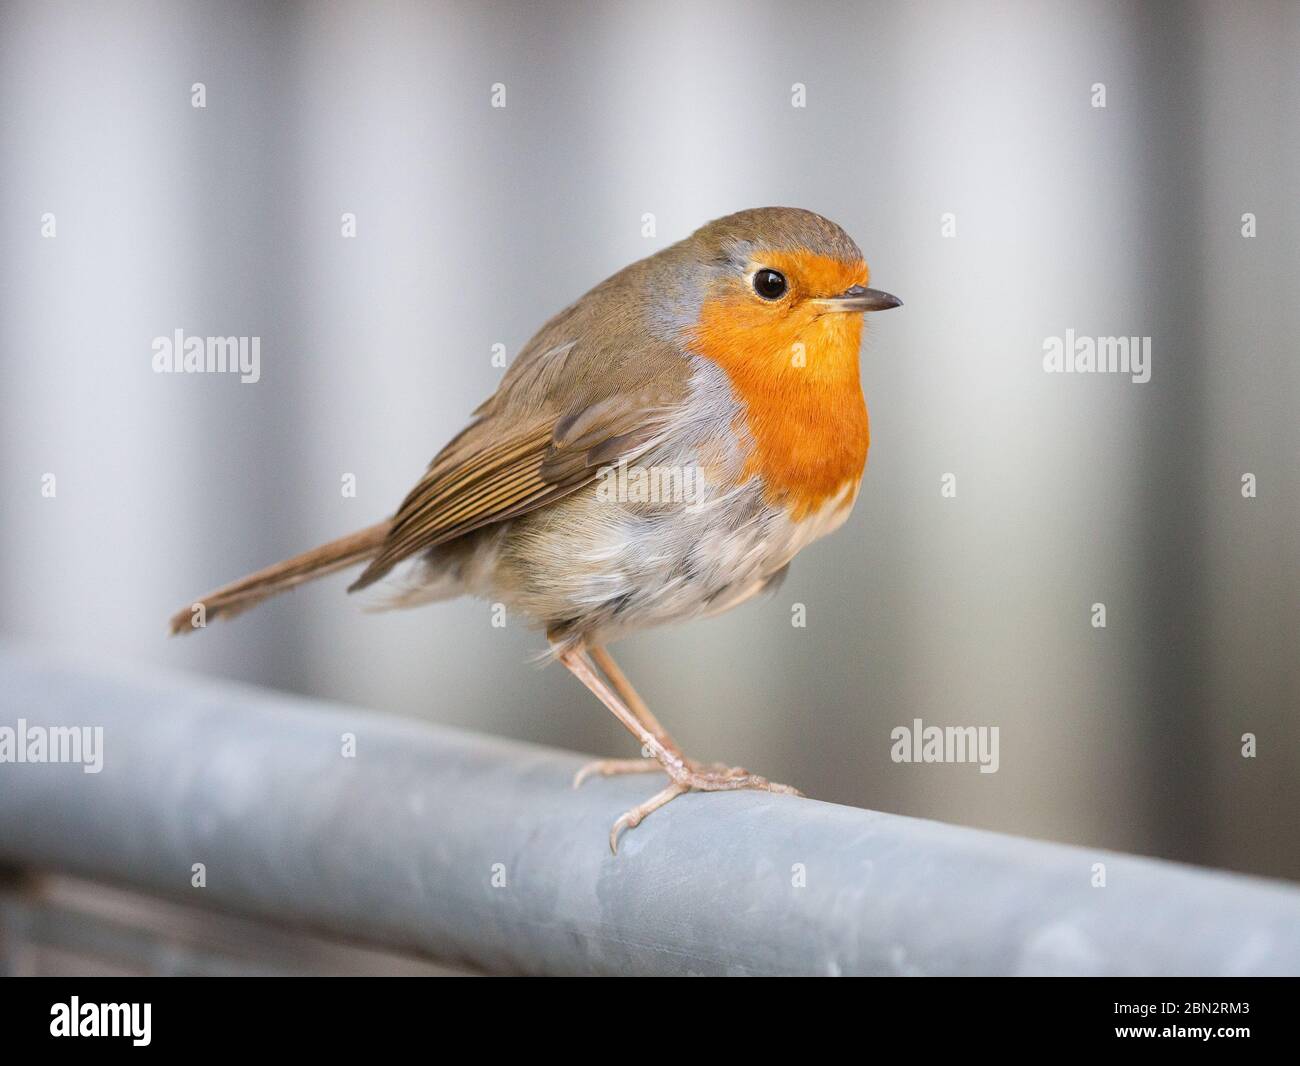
top-left (348, 395), bottom-right (676, 592)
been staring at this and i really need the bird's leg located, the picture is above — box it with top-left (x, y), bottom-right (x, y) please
top-left (557, 648), bottom-right (687, 783)
top-left (571, 645), bottom-right (685, 787)
top-left (589, 645), bottom-right (676, 751)
top-left (557, 646), bottom-right (803, 853)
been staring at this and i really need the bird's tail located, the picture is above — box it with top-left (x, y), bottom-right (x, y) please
top-left (168, 520), bottom-right (391, 636)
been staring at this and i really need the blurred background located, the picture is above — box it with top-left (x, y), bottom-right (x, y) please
top-left (1, 0), bottom-right (1296, 885)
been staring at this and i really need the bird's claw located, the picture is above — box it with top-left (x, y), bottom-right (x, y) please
top-left (606, 764), bottom-right (804, 853)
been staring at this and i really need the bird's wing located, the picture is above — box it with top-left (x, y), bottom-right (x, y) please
top-left (348, 350), bottom-right (688, 592)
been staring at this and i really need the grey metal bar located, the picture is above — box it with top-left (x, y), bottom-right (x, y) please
top-left (0, 643), bottom-right (1297, 976)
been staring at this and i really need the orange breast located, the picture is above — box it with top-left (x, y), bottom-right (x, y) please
top-left (689, 255), bottom-right (871, 520)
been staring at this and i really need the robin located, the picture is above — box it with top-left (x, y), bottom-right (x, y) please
top-left (170, 207), bottom-right (901, 851)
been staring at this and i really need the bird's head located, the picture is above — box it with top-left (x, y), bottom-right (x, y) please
top-left (665, 207), bottom-right (900, 387)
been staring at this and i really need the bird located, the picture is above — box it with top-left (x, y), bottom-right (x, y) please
top-left (170, 207), bottom-right (901, 852)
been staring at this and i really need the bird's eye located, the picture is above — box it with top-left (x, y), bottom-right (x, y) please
top-left (752, 268), bottom-right (787, 300)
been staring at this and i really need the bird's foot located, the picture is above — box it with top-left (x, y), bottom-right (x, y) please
top-left (579, 756), bottom-right (802, 853)
top-left (674, 762), bottom-right (803, 797)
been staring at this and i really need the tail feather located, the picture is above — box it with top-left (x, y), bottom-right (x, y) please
top-left (169, 520), bottom-right (391, 635)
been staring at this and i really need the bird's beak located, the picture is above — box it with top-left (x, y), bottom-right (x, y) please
top-left (814, 285), bottom-right (903, 313)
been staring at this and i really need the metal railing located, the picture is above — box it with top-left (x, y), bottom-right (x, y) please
top-left (0, 643), bottom-right (1297, 976)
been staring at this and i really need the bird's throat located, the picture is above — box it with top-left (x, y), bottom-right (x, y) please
top-left (690, 301), bottom-right (870, 520)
